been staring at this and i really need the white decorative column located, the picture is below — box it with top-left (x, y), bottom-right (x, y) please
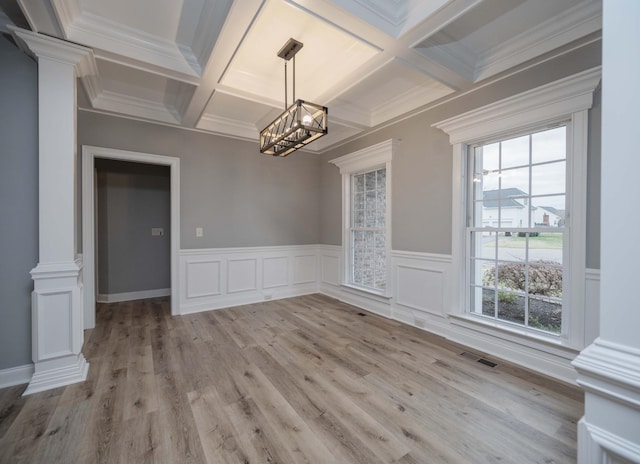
top-left (572, 1), bottom-right (640, 463)
top-left (9, 28), bottom-right (97, 395)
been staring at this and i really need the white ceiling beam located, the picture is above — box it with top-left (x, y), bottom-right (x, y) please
top-left (180, 0), bottom-right (266, 128)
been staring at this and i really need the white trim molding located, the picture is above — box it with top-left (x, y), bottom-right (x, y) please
top-left (0, 364), bottom-right (34, 389)
top-left (82, 146), bottom-right (181, 328)
top-left (96, 288), bottom-right (171, 304)
top-left (434, 67), bottom-right (602, 145)
top-left (573, 339), bottom-right (640, 463)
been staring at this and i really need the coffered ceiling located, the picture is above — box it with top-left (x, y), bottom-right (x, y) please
top-left (6, 0), bottom-right (601, 152)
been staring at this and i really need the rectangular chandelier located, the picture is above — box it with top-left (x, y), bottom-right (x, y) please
top-left (260, 99), bottom-right (328, 157)
top-left (259, 38), bottom-right (328, 157)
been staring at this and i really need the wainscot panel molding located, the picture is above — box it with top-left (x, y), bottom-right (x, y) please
top-left (96, 288), bottom-right (171, 304)
top-left (392, 250), bottom-right (451, 323)
top-left (178, 245), bottom-right (600, 385)
top-left (0, 364), bottom-right (34, 389)
top-left (179, 245), bottom-right (320, 315)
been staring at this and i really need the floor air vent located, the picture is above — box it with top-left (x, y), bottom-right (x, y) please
top-left (357, 312), bottom-right (367, 317)
top-left (477, 358), bottom-right (497, 368)
top-left (459, 351), bottom-right (498, 368)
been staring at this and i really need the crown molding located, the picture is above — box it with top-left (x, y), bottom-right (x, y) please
top-left (475, 0), bottom-right (602, 81)
top-left (433, 66), bottom-right (601, 145)
top-left (8, 26), bottom-right (97, 76)
top-left (330, 138), bottom-right (395, 174)
top-left (92, 90), bottom-right (181, 124)
top-left (197, 114), bottom-right (258, 141)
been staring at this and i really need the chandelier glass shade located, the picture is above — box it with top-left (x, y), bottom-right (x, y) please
top-left (259, 38), bottom-right (328, 157)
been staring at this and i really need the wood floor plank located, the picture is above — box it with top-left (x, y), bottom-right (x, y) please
top-left (225, 395), bottom-right (299, 464)
top-left (188, 386), bottom-right (250, 464)
top-left (0, 294), bottom-right (583, 464)
top-left (118, 411), bottom-right (161, 464)
top-left (28, 399), bottom-right (92, 464)
top-left (0, 385), bottom-right (27, 440)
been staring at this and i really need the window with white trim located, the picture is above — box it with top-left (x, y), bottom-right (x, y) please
top-left (351, 167), bottom-right (387, 291)
top-left (468, 126), bottom-right (567, 334)
top-left (330, 140), bottom-right (394, 296)
top-left (434, 68), bottom-right (600, 349)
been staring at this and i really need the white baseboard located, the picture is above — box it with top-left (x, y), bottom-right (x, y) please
top-left (180, 285), bottom-right (318, 315)
top-left (0, 364), bottom-right (34, 389)
top-left (96, 288), bottom-right (171, 303)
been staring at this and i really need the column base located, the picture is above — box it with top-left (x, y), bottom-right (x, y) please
top-left (25, 259), bottom-right (89, 395)
top-left (23, 353), bottom-right (89, 395)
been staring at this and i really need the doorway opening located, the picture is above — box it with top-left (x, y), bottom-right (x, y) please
top-left (82, 146), bottom-right (180, 329)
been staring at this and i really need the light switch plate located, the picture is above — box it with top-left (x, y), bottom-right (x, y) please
top-left (196, 227), bottom-right (203, 237)
top-left (151, 228), bottom-right (164, 236)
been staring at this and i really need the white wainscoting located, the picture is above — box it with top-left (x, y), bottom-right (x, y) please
top-left (391, 251), bottom-right (451, 334)
top-left (179, 244), bottom-right (601, 385)
top-left (179, 245), bottom-right (319, 314)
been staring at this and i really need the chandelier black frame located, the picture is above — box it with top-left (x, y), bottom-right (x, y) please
top-left (260, 38), bottom-right (328, 157)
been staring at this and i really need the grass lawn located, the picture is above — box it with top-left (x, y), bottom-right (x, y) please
top-left (497, 233), bottom-right (563, 249)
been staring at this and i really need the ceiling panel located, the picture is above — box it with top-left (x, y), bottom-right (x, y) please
top-left (220, 0), bottom-right (380, 104)
top-left (11, 0), bottom-right (601, 153)
top-left (82, 0), bottom-right (185, 41)
top-left (333, 58), bottom-right (454, 125)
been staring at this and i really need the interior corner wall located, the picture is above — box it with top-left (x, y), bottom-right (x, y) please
top-left (0, 35), bottom-right (38, 370)
top-left (77, 112), bottom-right (322, 250)
top-left (320, 40), bottom-right (602, 265)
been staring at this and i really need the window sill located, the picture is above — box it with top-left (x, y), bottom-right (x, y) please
top-left (340, 283), bottom-right (392, 301)
top-left (448, 312), bottom-right (582, 357)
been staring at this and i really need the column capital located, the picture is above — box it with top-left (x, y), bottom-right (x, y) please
top-left (8, 26), bottom-right (97, 77)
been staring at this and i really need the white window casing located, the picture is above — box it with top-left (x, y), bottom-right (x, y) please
top-left (433, 67), bottom-right (600, 351)
top-left (330, 139), bottom-right (395, 298)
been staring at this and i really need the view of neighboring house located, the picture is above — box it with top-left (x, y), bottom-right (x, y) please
top-left (482, 188), bottom-right (564, 229)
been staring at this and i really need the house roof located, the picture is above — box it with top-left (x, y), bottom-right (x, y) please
top-left (538, 206), bottom-right (565, 218)
top-left (482, 188), bottom-right (527, 208)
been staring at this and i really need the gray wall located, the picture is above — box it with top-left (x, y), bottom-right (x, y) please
top-left (96, 159), bottom-right (170, 295)
top-left (0, 35), bottom-right (37, 370)
top-left (320, 40), bottom-right (602, 268)
top-left (78, 113), bottom-right (321, 249)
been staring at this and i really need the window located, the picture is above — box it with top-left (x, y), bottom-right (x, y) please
top-left (468, 127), bottom-right (567, 334)
top-left (434, 68), bottom-right (600, 349)
top-left (351, 168), bottom-right (387, 291)
top-left (330, 140), bottom-right (394, 296)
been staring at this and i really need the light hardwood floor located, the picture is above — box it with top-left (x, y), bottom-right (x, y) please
top-left (0, 294), bottom-right (583, 463)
